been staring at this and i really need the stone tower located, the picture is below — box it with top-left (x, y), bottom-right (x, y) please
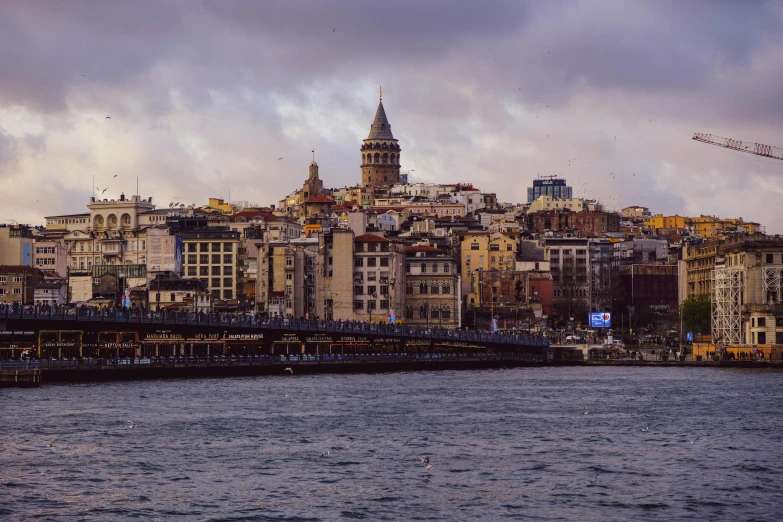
top-left (361, 91), bottom-right (401, 188)
top-left (302, 160), bottom-right (324, 201)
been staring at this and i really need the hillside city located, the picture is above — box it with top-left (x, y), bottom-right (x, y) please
top-left (0, 98), bottom-right (777, 349)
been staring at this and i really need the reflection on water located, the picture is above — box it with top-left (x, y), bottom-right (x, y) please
top-left (1, 367), bottom-right (782, 521)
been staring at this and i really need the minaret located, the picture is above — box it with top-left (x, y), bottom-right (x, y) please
top-left (361, 88), bottom-right (401, 188)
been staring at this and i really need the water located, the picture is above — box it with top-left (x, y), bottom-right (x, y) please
top-left (1, 367), bottom-right (782, 521)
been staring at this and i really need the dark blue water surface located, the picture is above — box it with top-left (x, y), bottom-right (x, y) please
top-left (1, 367), bottom-right (782, 521)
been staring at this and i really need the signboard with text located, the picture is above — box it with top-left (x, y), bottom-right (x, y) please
top-left (589, 312), bottom-right (611, 328)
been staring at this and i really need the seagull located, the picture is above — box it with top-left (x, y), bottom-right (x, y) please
top-left (333, 29), bottom-right (335, 33)
top-left (284, 367), bottom-right (294, 374)
top-left (102, 188), bottom-right (108, 194)
top-left (113, 174), bottom-right (117, 178)
top-left (584, 406), bottom-right (589, 415)
top-left (690, 436), bottom-right (700, 445)
top-left (284, 393), bottom-right (291, 399)
top-left (127, 421), bottom-right (136, 429)
top-left (419, 456), bottom-right (431, 470)
top-left (105, 116), bottom-right (111, 119)
top-left (321, 450), bottom-right (330, 457)
top-left (278, 157), bottom-right (283, 160)
top-left (47, 443), bottom-right (55, 448)
top-left (641, 426), bottom-right (649, 432)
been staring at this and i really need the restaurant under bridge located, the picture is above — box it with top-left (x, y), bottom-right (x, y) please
top-left (1, 307), bottom-right (550, 360)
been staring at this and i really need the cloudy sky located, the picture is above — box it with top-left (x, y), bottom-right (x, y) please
top-left (2, 0), bottom-right (783, 231)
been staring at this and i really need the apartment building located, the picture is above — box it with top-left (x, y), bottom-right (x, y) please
top-left (0, 266), bottom-right (44, 305)
top-left (180, 229), bottom-right (244, 306)
top-left (404, 245), bottom-right (460, 328)
top-left (0, 225), bottom-right (35, 266)
top-left (544, 238), bottom-right (591, 324)
top-left (351, 234), bottom-right (406, 323)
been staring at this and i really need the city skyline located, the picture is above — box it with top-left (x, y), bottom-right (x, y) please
top-left (1, 2), bottom-right (783, 231)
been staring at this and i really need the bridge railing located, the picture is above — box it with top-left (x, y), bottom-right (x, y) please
top-left (0, 306), bottom-right (549, 347)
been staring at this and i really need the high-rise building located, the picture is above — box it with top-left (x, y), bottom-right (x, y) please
top-left (526, 176), bottom-right (572, 203)
top-left (361, 92), bottom-right (401, 189)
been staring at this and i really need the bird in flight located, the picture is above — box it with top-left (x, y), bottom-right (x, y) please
top-left (102, 188), bottom-right (108, 194)
top-left (127, 421), bottom-right (136, 429)
top-left (113, 174), bottom-right (117, 178)
top-left (106, 116), bottom-right (111, 119)
top-left (584, 406), bottom-right (589, 415)
top-left (284, 393), bottom-right (291, 399)
top-left (690, 436), bottom-right (700, 445)
top-left (419, 456), bottom-right (431, 470)
top-left (321, 450), bottom-right (330, 457)
top-left (641, 426), bottom-right (649, 432)
top-left (278, 157), bottom-right (283, 160)
top-left (284, 367), bottom-right (294, 374)
top-left (333, 29), bottom-right (335, 33)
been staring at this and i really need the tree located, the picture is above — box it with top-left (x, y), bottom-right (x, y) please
top-left (681, 295), bottom-right (711, 336)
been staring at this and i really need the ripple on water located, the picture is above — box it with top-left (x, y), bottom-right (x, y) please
top-left (1, 367), bottom-right (782, 521)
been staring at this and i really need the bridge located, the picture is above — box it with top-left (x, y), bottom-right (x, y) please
top-left (0, 307), bottom-right (549, 361)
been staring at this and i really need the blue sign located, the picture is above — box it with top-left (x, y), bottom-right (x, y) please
top-left (589, 312), bottom-right (611, 328)
top-left (686, 331), bottom-right (694, 342)
top-left (492, 318), bottom-right (498, 333)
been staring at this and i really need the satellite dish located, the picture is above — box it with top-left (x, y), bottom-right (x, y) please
top-left (169, 202), bottom-right (174, 207)
top-left (179, 203), bottom-right (185, 209)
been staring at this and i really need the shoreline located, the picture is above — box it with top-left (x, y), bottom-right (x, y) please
top-left (3, 357), bottom-right (782, 387)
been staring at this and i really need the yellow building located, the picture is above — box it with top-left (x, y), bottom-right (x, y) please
top-left (460, 232), bottom-right (518, 306)
top-left (687, 215), bottom-right (762, 239)
top-left (644, 214), bottom-right (686, 231)
top-left (0, 225), bottom-right (36, 266)
top-left (200, 198), bottom-right (237, 216)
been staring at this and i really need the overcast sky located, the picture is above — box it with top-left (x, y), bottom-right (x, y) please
top-left (1, 0), bottom-right (783, 231)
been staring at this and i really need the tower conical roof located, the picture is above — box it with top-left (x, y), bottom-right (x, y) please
top-left (367, 101), bottom-right (394, 140)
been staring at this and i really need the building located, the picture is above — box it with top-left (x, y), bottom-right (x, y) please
top-left (180, 228), bottom-right (245, 308)
top-left (33, 235), bottom-right (68, 277)
top-left (256, 238), bottom-right (320, 318)
top-left (526, 176), bottom-right (572, 203)
top-left (0, 266), bottom-right (44, 305)
top-left (0, 225), bottom-right (35, 266)
top-left (621, 206), bottom-right (651, 222)
top-left (351, 234), bottom-right (406, 323)
top-left (613, 238), bottom-right (668, 270)
top-left (544, 238), bottom-right (591, 326)
top-left (619, 264), bottom-right (679, 311)
top-left (404, 245), bottom-right (460, 328)
top-left (645, 214), bottom-right (686, 232)
top-left (459, 232), bottom-right (519, 304)
top-left (361, 93), bottom-right (402, 189)
top-left (148, 276), bottom-right (209, 311)
top-left (528, 209), bottom-right (620, 237)
top-left (527, 195), bottom-right (594, 214)
top-left (687, 215), bottom-right (762, 239)
top-left (711, 238), bottom-right (783, 347)
top-left (34, 279), bottom-right (68, 307)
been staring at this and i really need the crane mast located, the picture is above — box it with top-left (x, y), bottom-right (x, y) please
top-left (692, 133), bottom-right (783, 161)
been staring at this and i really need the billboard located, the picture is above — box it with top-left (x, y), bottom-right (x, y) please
top-left (589, 312), bottom-right (611, 328)
top-left (147, 230), bottom-right (182, 273)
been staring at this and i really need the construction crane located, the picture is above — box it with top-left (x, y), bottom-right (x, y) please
top-left (692, 133), bottom-right (783, 161)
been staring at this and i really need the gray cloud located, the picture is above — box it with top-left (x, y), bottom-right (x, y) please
top-left (1, 1), bottom-right (783, 231)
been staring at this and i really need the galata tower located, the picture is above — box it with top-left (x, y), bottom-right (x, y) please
top-left (361, 89), bottom-right (401, 188)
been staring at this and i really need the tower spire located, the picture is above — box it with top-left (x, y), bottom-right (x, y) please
top-left (380, 86), bottom-right (382, 101)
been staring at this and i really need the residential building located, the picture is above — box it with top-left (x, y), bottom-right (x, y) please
top-left (619, 264), bottom-right (679, 312)
top-left (612, 238), bottom-right (668, 270)
top-left (257, 238), bottom-right (320, 318)
top-left (34, 279), bottom-right (67, 307)
top-left (621, 206), bottom-right (651, 222)
top-left (404, 245), bottom-right (460, 328)
top-left (459, 232), bottom-right (519, 304)
top-left (148, 276), bottom-right (209, 311)
top-left (527, 195), bottom-right (595, 214)
top-left (544, 238), bottom-right (591, 326)
top-left (351, 234), bottom-right (406, 323)
top-left (33, 235), bottom-right (68, 277)
top-left (0, 225), bottom-right (35, 266)
top-left (0, 266), bottom-right (44, 305)
top-left (180, 228), bottom-right (245, 309)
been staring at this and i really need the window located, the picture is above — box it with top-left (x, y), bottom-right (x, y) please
top-left (286, 257), bottom-right (293, 267)
top-left (776, 317), bottom-right (783, 327)
top-left (200, 267), bottom-right (209, 276)
top-left (212, 254), bottom-right (221, 264)
top-left (767, 254), bottom-right (774, 263)
top-left (354, 258), bottom-right (364, 267)
top-left (354, 300), bottom-right (364, 310)
top-left (200, 254), bottom-right (209, 264)
top-left (758, 317), bottom-right (766, 327)
top-left (470, 243), bottom-right (480, 250)
top-left (380, 285), bottom-right (389, 295)
top-left (406, 284), bottom-right (413, 294)
top-left (13, 276), bottom-right (22, 283)
top-left (224, 254), bottom-right (232, 264)
top-left (212, 243), bottom-right (221, 252)
top-left (224, 266), bottom-right (232, 276)
top-left (491, 256), bottom-right (496, 264)
top-left (444, 263), bottom-right (450, 273)
top-left (442, 309), bottom-right (451, 319)
top-left (421, 263), bottom-right (427, 273)
top-left (380, 257), bottom-right (389, 267)
top-left (431, 284), bottom-right (439, 294)
top-left (380, 299), bottom-right (389, 309)
top-left (367, 285), bottom-right (377, 297)
top-left (419, 306), bottom-right (427, 319)
top-left (0, 289), bottom-right (5, 295)
top-left (211, 289), bottom-right (220, 299)
top-left (758, 332), bottom-right (766, 344)
top-left (432, 264), bottom-right (439, 273)
top-left (212, 278), bottom-right (221, 287)
top-left (367, 300), bottom-right (377, 310)
top-left (480, 255), bottom-right (484, 264)
top-left (367, 257), bottom-right (377, 267)
top-left (431, 308), bottom-right (439, 319)
top-left (286, 273), bottom-right (293, 281)
top-left (171, 293), bottom-right (177, 302)
top-left (443, 284), bottom-right (451, 294)
top-left (354, 286), bottom-right (363, 295)
top-left (13, 288), bottom-right (21, 295)
top-left (224, 243), bottom-right (233, 252)
top-left (507, 244), bottom-right (512, 251)
top-left (490, 244), bottom-right (499, 251)
top-left (367, 272), bottom-right (377, 281)
top-left (223, 290), bottom-right (233, 299)
top-left (187, 266), bottom-right (197, 276)
top-left (223, 278), bottom-right (233, 288)
top-left (777, 332), bottom-right (783, 344)
top-left (406, 307), bottom-right (414, 319)
top-left (211, 266), bottom-right (220, 276)
top-left (188, 254), bottom-right (197, 264)
top-left (188, 243), bottom-right (197, 253)
top-left (419, 283), bottom-right (428, 294)
top-left (200, 243), bottom-right (209, 252)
